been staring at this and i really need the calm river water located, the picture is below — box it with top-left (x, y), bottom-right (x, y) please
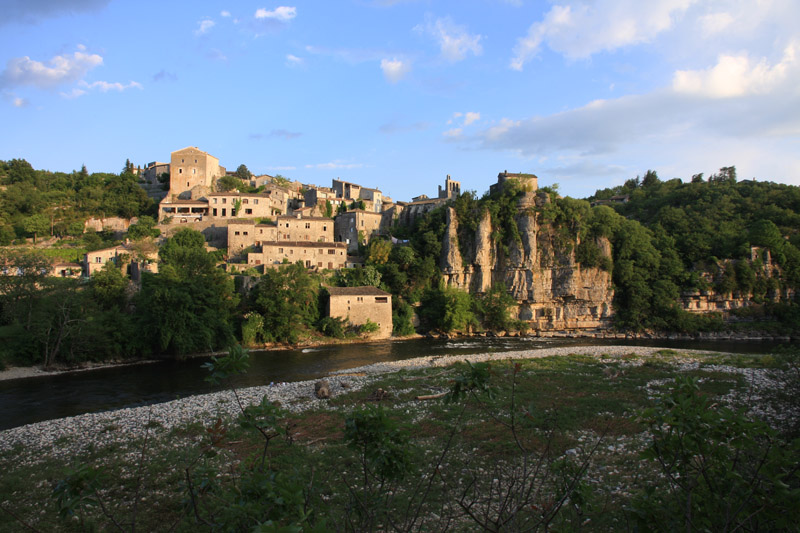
top-left (0, 337), bottom-right (791, 430)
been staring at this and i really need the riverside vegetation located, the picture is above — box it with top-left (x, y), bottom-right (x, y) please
top-left (0, 345), bottom-right (798, 531)
top-left (1, 160), bottom-right (800, 370)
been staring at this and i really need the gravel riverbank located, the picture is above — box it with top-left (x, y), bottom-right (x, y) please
top-left (0, 345), bottom-right (778, 466)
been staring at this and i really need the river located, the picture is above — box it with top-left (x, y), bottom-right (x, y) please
top-left (0, 336), bottom-right (792, 430)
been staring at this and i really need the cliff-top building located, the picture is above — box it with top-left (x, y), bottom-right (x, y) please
top-left (169, 146), bottom-right (226, 199)
top-left (489, 170), bottom-right (538, 195)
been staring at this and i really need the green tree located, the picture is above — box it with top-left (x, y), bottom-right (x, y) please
top-left (218, 175), bottom-right (243, 192)
top-left (235, 164), bottom-right (252, 181)
top-left (90, 262), bottom-right (129, 310)
top-left (249, 262), bottom-right (320, 343)
top-left (419, 285), bottom-right (476, 332)
top-left (23, 213), bottom-right (50, 243)
top-left (477, 283), bottom-right (517, 331)
top-left (135, 229), bottom-right (236, 357)
top-left (366, 238), bottom-right (391, 266)
top-left (126, 215), bottom-right (160, 240)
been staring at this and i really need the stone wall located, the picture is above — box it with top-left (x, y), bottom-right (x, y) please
top-left (328, 288), bottom-right (393, 338)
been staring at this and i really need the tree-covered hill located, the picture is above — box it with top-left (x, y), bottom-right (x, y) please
top-left (0, 158), bottom-right (154, 244)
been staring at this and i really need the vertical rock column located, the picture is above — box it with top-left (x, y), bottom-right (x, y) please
top-left (441, 207), bottom-right (465, 288)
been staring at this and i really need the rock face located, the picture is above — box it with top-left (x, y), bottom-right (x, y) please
top-left (440, 204), bottom-right (614, 332)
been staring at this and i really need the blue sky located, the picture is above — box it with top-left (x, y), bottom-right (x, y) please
top-left (1, 0), bottom-right (799, 201)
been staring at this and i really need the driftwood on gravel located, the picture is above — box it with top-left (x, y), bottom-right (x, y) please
top-left (415, 391), bottom-right (448, 400)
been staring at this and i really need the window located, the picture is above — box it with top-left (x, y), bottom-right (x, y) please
top-left (213, 198), bottom-right (217, 204)
top-left (181, 158), bottom-right (184, 163)
top-left (243, 199), bottom-right (249, 204)
top-left (328, 262), bottom-right (333, 269)
top-left (234, 231), bottom-right (240, 236)
top-left (243, 231), bottom-right (248, 236)
top-left (222, 198), bottom-right (227, 204)
top-left (255, 260), bottom-right (261, 265)
top-left (194, 159), bottom-right (197, 163)
top-left (254, 199), bottom-right (259, 205)
top-left (328, 249), bottom-right (335, 255)
top-left (192, 169), bottom-right (196, 174)
top-left (305, 223), bottom-right (311, 229)
top-left (318, 249), bottom-right (323, 254)
top-left (95, 257), bottom-right (101, 263)
top-left (357, 297), bottom-right (363, 302)
top-left (318, 262), bottom-right (322, 267)
top-left (375, 297), bottom-right (388, 303)
top-left (305, 260), bottom-right (311, 267)
top-left (213, 208), bottom-right (217, 216)
top-left (278, 248), bottom-right (283, 253)
top-left (245, 209), bottom-right (252, 215)
top-left (222, 208), bottom-right (227, 216)
top-left (323, 225), bottom-right (327, 231)
top-left (179, 168), bottom-right (183, 174)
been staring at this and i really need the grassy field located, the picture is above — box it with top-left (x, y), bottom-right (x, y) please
top-left (0, 349), bottom-right (798, 532)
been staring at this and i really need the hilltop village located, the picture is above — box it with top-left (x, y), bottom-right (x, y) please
top-left (29, 146), bottom-right (542, 343)
top-left (2, 146), bottom-right (799, 367)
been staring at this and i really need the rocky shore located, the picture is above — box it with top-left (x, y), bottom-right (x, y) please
top-left (1, 344), bottom-right (785, 467)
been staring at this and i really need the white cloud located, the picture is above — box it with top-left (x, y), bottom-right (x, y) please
top-left (255, 6), bottom-right (296, 21)
top-left (443, 128), bottom-right (463, 138)
top-left (415, 15), bottom-right (482, 62)
top-left (467, 41), bottom-right (800, 195)
top-left (447, 111), bottom-right (480, 129)
top-left (60, 88), bottom-right (87, 99)
top-left (195, 19), bottom-right (215, 36)
top-left (220, 10), bottom-right (231, 17)
top-left (463, 111), bottom-right (480, 125)
top-left (80, 80), bottom-right (143, 92)
top-left (12, 95), bottom-right (28, 107)
top-left (673, 42), bottom-right (798, 98)
top-left (510, 0), bottom-right (694, 69)
top-left (305, 160), bottom-right (364, 169)
top-left (286, 54), bottom-right (304, 66)
top-left (698, 12), bottom-right (734, 34)
top-left (380, 58), bottom-right (410, 83)
top-left (0, 49), bottom-right (103, 89)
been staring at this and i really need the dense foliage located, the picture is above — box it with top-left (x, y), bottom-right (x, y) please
top-left (2, 159), bottom-right (800, 367)
top-left (0, 158), bottom-right (154, 243)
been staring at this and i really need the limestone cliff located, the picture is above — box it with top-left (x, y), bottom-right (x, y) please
top-left (440, 203), bottom-right (614, 332)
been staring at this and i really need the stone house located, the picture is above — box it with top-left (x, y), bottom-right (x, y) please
top-left (142, 161), bottom-right (170, 184)
top-left (83, 243), bottom-right (158, 277)
top-left (227, 220), bottom-right (278, 255)
top-left (169, 147), bottom-right (226, 198)
top-left (334, 209), bottom-right (385, 252)
top-left (275, 214), bottom-right (334, 242)
top-left (208, 192), bottom-right (283, 219)
top-left (51, 262), bottom-right (83, 278)
top-left (332, 178), bottom-right (362, 201)
top-left (327, 286), bottom-right (392, 339)
top-left (248, 242), bottom-right (347, 271)
top-left (489, 170), bottom-right (538, 195)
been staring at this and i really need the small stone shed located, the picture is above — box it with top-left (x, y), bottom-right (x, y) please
top-left (327, 286), bottom-right (393, 339)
